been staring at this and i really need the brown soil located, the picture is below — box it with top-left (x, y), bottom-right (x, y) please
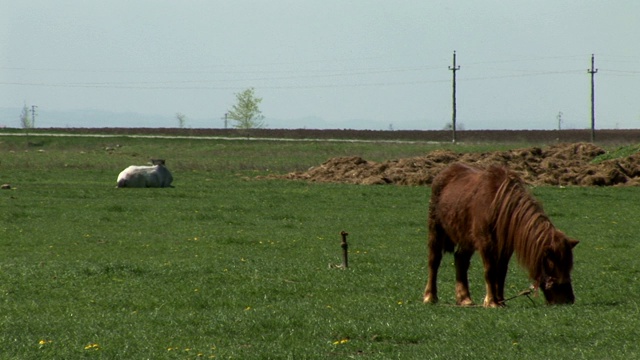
top-left (279, 143), bottom-right (640, 187)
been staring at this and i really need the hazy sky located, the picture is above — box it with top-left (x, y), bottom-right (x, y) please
top-left (1, 1), bottom-right (639, 130)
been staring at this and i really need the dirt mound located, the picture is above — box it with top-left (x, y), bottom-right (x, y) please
top-left (280, 143), bottom-right (640, 187)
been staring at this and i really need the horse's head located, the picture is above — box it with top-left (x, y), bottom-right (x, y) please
top-left (539, 232), bottom-right (579, 305)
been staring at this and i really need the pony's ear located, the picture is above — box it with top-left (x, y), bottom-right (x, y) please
top-left (567, 238), bottom-right (579, 249)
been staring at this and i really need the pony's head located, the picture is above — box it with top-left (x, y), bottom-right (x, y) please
top-left (538, 231), bottom-right (579, 305)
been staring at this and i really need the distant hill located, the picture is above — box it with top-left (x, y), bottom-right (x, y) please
top-left (0, 108), bottom-right (176, 128)
top-left (0, 108), bottom-right (417, 130)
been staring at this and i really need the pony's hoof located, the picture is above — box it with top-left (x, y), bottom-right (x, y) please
top-left (483, 299), bottom-right (506, 308)
top-left (423, 295), bottom-right (438, 304)
top-left (457, 298), bottom-right (475, 307)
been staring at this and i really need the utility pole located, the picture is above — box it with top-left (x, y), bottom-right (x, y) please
top-left (557, 111), bottom-right (563, 131)
top-left (31, 105), bottom-right (38, 128)
top-left (449, 51), bottom-right (460, 143)
top-left (587, 54), bottom-right (598, 142)
top-left (223, 112), bottom-right (228, 129)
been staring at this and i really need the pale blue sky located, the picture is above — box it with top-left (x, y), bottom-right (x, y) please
top-left (1, 1), bottom-right (639, 130)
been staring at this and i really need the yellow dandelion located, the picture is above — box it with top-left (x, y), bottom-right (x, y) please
top-left (84, 343), bottom-right (100, 350)
top-left (332, 338), bottom-right (349, 345)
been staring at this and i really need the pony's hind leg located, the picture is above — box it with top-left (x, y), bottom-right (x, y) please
top-left (454, 249), bottom-right (474, 306)
top-left (423, 231), bottom-right (444, 304)
top-left (423, 250), bottom-right (442, 304)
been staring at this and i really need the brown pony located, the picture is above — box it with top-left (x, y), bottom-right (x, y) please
top-left (423, 163), bottom-right (578, 307)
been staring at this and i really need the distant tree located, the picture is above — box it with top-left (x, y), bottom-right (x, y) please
top-left (20, 104), bottom-right (33, 132)
top-left (176, 112), bottom-right (187, 129)
top-left (227, 88), bottom-right (265, 130)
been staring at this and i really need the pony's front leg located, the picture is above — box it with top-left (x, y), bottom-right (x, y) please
top-left (454, 249), bottom-right (474, 306)
top-left (481, 256), bottom-right (505, 308)
top-left (495, 260), bottom-right (509, 304)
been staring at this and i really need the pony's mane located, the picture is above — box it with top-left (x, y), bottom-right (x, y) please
top-left (490, 167), bottom-right (553, 281)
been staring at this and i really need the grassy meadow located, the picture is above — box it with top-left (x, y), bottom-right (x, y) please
top-left (0, 134), bottom-right (639, 359)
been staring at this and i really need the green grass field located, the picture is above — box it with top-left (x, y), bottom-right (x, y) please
top-left (1, 135), bottom-right (639, 359)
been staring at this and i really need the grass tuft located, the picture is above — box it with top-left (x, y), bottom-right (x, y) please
top-left (591, 144), bottom-right (640, 163)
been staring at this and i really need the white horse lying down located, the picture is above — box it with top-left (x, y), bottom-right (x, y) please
top-left (116, 159), bottom-right (173, 188)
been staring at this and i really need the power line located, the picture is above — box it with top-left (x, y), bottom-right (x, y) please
top-left (599, 69), bottom-right (640, 76)
top-left (0, 64), bottom-right (443, 76)
top-left (0, 56), bottom-right (628, 93)
top-left (0, 69), bottom-right (587, 91)
top-left (1, 53), bottom-right (620, 77)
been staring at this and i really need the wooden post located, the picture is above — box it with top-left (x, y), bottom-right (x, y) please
top-left (449, 51), bottom-right (461, 144)
top-left (587, 54), bottom-right (598, 142)
top-left (340, 231), bottom-right (349, 268)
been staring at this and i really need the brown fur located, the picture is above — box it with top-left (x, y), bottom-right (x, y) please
top-left (423, 163), bottom-right (578, 307)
